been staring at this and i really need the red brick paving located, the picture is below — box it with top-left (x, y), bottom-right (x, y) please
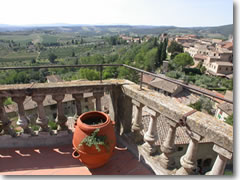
top-left (0, 145), bottom-right (154, 175)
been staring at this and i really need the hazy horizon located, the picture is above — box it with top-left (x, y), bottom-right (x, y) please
top-left (0, 0), bottom-right (233, 28)
top-left (0, 23), bottom-right (233, 28)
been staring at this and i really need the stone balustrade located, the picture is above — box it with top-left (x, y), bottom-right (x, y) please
top-left (0, 79), bottom-right (233, 175)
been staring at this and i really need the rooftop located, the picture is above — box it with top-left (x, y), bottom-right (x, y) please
top-left (222, 42), bottom-right (233, 50)
top-left (46, 75), bottom-right (63, 83)
top-left (194, 54), bottom-right (208, 60)
top-left (149, 78), bottom-right (181, 94)
top-left (211, 61), bottom-right (233, 66)
top-left (224, 90), bottom-right (233, 102)
top-left (217, 103), bottom-right (233, 116)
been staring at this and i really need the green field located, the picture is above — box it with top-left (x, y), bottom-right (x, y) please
top-left (41, 34), bottom-right (58, 44)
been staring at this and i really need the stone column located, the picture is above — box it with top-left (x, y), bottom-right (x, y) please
top-left (0, 97), bottom-right (16, 137)
top-left (131, 99), bottom-right (144, 143)
top-left (52, 94), bottom-right (68, 131)
top-left (12, 96), bottom-right (34, 135)
top-left (72, 93), bottom-right (83, 120)
top-left (109, 86), bottom-right (132, 135)
top-left (159, 119), bottom-right (177, 169)
top-left (143, 107), bottom-right (159, 155)
top-left (175, 131), bottom-right (201, 175)
top-left (206, 144), bottom-right (232, 175)
top-left (93, 92), bottom-right (104, 111)
top-left (32, 95), bottom-right (49, 132)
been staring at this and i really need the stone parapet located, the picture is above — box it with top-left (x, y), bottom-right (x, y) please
top-left (0, 79), bottom-right (233, 175)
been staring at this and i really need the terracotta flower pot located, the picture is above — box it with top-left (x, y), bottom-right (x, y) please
top-left (72, 111), bottom-right (116, 169)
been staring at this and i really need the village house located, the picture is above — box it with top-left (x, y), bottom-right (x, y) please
top-left (119, 34), bottom-right (141, 43)
top-left (215, 91), bottom-right (233, 121)
top-left (182, 36), bottom-right (233, 78)
top-left (193, 54), bottom-right (208, 64)
top-left (149, 78), bottom-right (183, 97)
top-left (216, 41), bottom-right (233, 51)
top-left (207, 61), bottom-right (233, 76)
top-left (175, 36), bottom-right (196, 44)
top-left (142, 74), bottom-right (182, 97)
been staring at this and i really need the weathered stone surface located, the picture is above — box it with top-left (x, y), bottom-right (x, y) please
top-left (186, 130), bottom-right (201, 141)
top-left (145, 106), bottom-right (158, 117)
top-left (122, 83), bottom-right (192, 123)
top-left (132, 99), bottom-right (141, 107)
top-left (187, 112), bottom-right (233, 152)
top-left (109, 84), bottom-right (133, 135)
top-left (0, 80), bottom-right (127, 97)
top-left (0, 79), bottom-right (233, 156)
top-left (122, 82), bottom-right (233, 153)
top-left (213, 144), bottom-right (232, 160)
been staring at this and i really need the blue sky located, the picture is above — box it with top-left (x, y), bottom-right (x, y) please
top-left (0, 0), bottom-right (233, 27)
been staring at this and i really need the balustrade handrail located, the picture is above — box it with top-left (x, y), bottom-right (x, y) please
top-left (0, 64), bottom-right (233, 104)
top-left (0, 79), bottom-right (233, 175)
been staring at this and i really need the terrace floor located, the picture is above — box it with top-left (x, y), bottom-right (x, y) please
top-left (0, 144), bottom-right (154, 175)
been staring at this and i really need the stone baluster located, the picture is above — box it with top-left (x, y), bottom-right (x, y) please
top-left (12, 96), bottom-right (34, 135)
top-left (159, 119), bottom-right (177, 169)
top-left (32, 95), bottom-right (49, 132)
top-left (52, 94), bottom-right (68, 131)
top-left (143, 107), bottom-right (159, 155)
top-left (93, 92), bottom-right (104, 111)
top-left (72, 93), bottom-right (83, 120)
top-left (175, 130), bottom-right (201, 175)
top-left (0, 97), bottom-right (16, 137)
top-left (131, 99), bottom-right (144, 143)
top-left (206, 144), bottom-right (232, 175)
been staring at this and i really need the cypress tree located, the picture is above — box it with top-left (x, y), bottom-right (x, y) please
top-left (156, 42), bottom-right (163, 68)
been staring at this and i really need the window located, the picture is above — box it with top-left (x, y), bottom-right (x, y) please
top-left (177, 147), bottom-right (184, 151)
top-left (197, 159), bottom-right (202, 167)
top-left (226, 67), bottom-right (228, 71)
top-left (53, 113), bottom-right (57, 119)
top-left (203, 159), bottom-right (212, 168)
top-left (50, 104), bottom-right (57, 110)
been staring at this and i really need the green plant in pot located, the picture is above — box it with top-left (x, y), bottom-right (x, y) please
top-left (72, 111), bottom-right (116, 169)
top-left (78, 128), bottom-right (110, 152)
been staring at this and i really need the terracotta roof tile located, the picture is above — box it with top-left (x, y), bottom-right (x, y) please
top-left (142, 74), bottom-right (154, 84)
top-left (194, 54), bottom-right (207, 60)
top-left (217, 103), bottom-right (233, 116)
top-left (142, 114), bottom-right (211, 145)
top-left (149, 78), bottom-right (181, 94)
top-left (46, 75), bottom-right (63, 83)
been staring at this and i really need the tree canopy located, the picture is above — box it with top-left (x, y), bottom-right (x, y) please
top-left (225, 114), bottom-right (233, 126)
top-left (167, 41), bottom-right (183, 54)
top-left (172, 53), bottom-right (194, 68)
top-left (48, 53), bottom-right (57, 63)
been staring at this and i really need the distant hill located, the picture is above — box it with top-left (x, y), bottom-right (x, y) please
top-left (194, 24), bottom-right (233, 38)
top-left (0, 24), bottom-right (233, 39)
